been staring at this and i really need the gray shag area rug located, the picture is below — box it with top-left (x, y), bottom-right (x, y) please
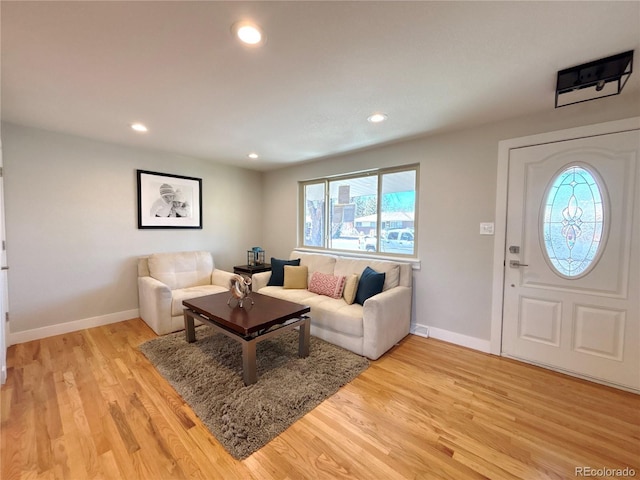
top-left (138, 326), bottom-right (369, 459)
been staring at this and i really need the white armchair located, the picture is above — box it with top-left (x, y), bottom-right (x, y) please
top-left (137, 251), bottom-right (234, 335)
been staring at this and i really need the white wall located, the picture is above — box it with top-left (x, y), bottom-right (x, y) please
top-left (2, 123), bottom-right (263, 340)
top-left (3, 92), bottom-right (639, 349)
top-left (261, 92), bottom-right (640, 350)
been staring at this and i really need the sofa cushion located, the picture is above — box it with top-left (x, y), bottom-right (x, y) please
top-left (283, 265), bottom-right (308, 289)
top-left (260, 287), bottom-right (364, 337)
top-left (171, 284), bottom-right (228, 316)
top-left (308, 272), bottom-right (346, 299)
top-left (267, 257), bottom-right (301, 286)
top-left (258, 286), bottom-right (319, 304)
top-left (334, 258), bottom-right (400, 291)
top-left (343, 273), bottom-right (359, 305)
top-left (355, 266), bottom-right (386, 305)
top-left (148, 251), bottom-right (214, 290)
top-left (293, 251), bottom-right (337, 283)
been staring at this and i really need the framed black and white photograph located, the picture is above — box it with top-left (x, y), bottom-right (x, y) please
top-left (137, 170), bottom-right (202, 229)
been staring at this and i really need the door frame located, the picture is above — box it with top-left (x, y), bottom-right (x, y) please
top-left (0, 136), bottom-right (6, 385)
top-left (490, 116), bottom-right (640, 355)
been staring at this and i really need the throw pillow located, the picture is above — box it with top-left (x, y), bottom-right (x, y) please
top-left (283, 265), bottom-right (308, 289)
top-left (342, 273), bottom-right (359, 305)
top-left (355, 266), bottom-right (386, 305)
top-left (267, 257), bottom-right (301, 286)
top-left (308, 272), bottom-right (346, 299)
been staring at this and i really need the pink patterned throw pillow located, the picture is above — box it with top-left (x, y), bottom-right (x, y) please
top-left (308, 272), bottom-right (347, 299)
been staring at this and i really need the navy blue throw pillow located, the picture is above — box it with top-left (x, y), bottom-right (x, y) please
top-left (267, 258), bottom-right (301, 286)
top-left (355, 266), bottom-right (386, 305)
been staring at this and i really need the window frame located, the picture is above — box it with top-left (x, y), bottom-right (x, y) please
top-left (298, 164), bottom-right (419, 258)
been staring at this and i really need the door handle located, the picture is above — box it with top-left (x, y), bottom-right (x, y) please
top-left (509, 260), bottom-right (529, 268)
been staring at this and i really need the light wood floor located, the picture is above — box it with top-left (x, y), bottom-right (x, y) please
top-left (1, 318), bottom-right (638, 480)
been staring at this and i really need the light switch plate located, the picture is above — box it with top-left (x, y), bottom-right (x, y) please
top-left (480, 222), bottom-right (494, 235)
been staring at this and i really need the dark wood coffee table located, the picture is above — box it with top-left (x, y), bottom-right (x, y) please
top-left (182, 292), bottom-right (311, 385)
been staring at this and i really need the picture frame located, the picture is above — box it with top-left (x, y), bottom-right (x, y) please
top-left (137, 170), bottom-right (202, 229)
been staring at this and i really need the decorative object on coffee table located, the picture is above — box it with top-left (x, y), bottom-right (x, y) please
top-left (138, 328), bottom-right (369, 459)
top-left (227, 274), bottom-right (253, 308)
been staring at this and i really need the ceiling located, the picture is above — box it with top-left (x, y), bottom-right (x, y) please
top-left (2, 1), bottom-right (639, 171)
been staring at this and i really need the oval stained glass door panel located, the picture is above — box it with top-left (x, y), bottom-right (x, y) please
top-left (541, 165), bottom-right (607, 278)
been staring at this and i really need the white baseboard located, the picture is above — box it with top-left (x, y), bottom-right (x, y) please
top-left (7, 309), bottom-right (140, 346)
top-left (411, 323), bottom-right (491, 353)
top-left (411, 323), bottom-right (429, 337)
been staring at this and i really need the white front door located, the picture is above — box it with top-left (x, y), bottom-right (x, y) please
top-left (502, 129), bottom-right (640, 391)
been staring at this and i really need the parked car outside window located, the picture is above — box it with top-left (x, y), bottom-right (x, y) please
top-left (383, 229), bottom-right (414, 254)
top-left (359, 229), bottom-right (413, 254)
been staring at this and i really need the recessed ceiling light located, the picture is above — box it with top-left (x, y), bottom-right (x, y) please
top-left (232, 21), bottom-right (265, 46)
top-left (130, 123), bottom-right (148, 132)
top-left (367, 113), bottom-right (388, 123)
top-left (248, 152), bottom-right (259, 159)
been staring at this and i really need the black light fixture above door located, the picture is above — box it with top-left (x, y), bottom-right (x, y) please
top-left (555, 50), bottom-right (634, 108)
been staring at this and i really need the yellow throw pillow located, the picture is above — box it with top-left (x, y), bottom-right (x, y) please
top-left (343, 273), bottom-right (359, 304)
top-left (283, 265), bottom-right (309, 289)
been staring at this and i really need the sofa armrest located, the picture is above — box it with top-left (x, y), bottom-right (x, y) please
top-left (362, 286), bottom-right (412, 360)
top-left (211, 269), bottom-right (235, 288)
top-left (138, 276), bottom-right (173, 335)
top-left (252, 271), bottom-right (272, 292)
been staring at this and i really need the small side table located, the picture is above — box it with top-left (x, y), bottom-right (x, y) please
top-left (233, 264), bottom-right (272, 289)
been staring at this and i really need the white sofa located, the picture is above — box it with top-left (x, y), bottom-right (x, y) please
top-left (252, 250), bottom-right (413, 360)
top-left (137, 251), bottom-right (235, 335)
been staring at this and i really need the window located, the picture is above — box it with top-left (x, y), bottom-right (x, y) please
top-left (302, 182), bottom-right (325, 247)
top-left (541, 164), bottom-right (607, 278)
top-left (300, 165), bottom-right (418, 257)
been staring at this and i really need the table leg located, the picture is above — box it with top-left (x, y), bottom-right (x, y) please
top-left (298, 317), bottom-right (310, 358)
top-left (184, 310), bottom-right (196, 343)
top-left (242, 339), bottom-right (257, 385)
